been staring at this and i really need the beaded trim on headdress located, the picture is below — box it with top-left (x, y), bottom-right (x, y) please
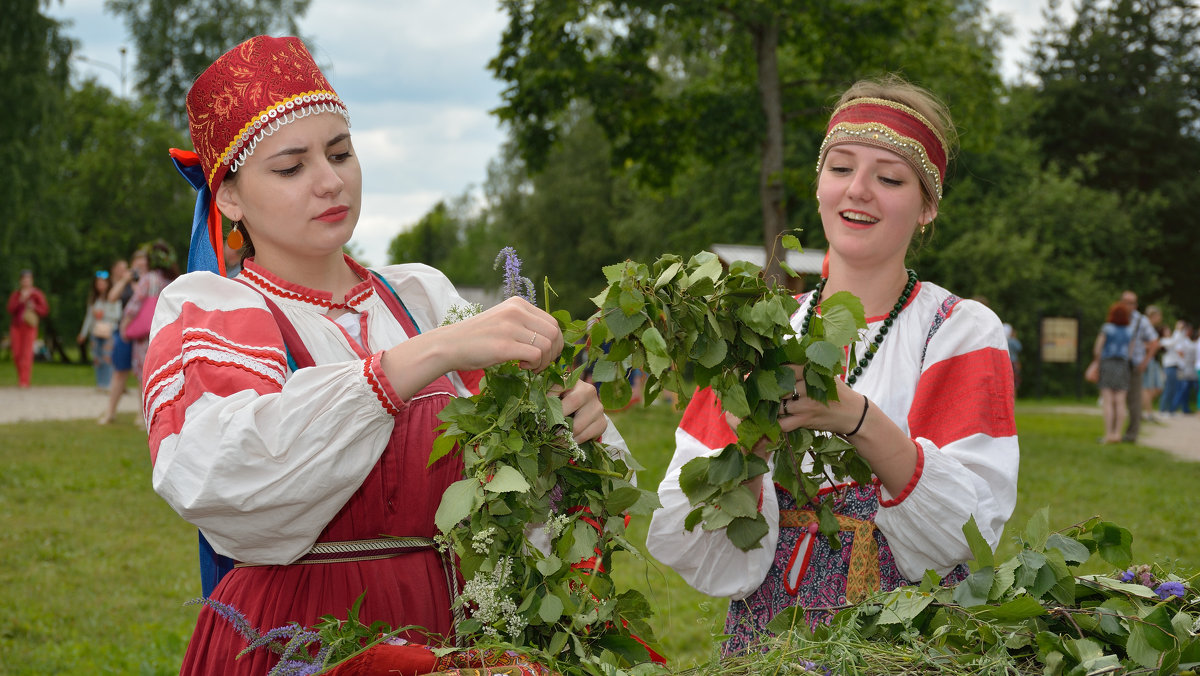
top-left (218, 92), bottom-right (349, 183)
top-left (816, 97), bottom-right (947, 201)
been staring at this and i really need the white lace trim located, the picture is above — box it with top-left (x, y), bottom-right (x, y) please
top-left (183, 327), bottom-right (288, 363)
top-left (146, 372), bottom-right (183, 426)
top-left (226, 101), bottom-right (352, 175)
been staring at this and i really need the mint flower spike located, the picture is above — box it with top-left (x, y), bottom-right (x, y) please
top-left (494, 246), bottom-right (536, 304)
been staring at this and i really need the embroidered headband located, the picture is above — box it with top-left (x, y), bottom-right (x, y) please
top-left (816, 97), bottom-right (948, 202)
top-left (169, 36), bottom-right (350, 276)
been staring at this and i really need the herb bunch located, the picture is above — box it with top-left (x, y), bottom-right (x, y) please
top-left (760, 509), bottom-right (1199, 675)
top-left (567, 246), bottom-right (869, 551)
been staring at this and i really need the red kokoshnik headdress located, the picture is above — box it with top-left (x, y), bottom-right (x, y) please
top-left (169, 35), bottom-right (350, 276)
top-left (816, 97), bottom-right (948, 203)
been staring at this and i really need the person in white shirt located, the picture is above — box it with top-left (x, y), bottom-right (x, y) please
top-left (647, 76), bottom-right (1019, 655)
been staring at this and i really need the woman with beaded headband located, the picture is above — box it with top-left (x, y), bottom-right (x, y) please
top-left (144, 36), bottom-right (619, 674)
top-left (648, 75), bottom-right (1019, 654)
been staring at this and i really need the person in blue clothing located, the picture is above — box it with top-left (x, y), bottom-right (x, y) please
top-left (1093, 300), bottom-right (1134, 444)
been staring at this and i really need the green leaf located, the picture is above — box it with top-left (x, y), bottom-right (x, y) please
top-left (679, 456), bottom-right (718, 503)
top-left (485, 465), bottom-right (531, 493)
top-left (805, 341), bottom-right (842, 370)
top-left (952, 567), bottom-right (995, 607)
top-left (428, 431), bottom-right (458, 467)
top-left (719, 384), bottom-right (751, 419)
top-left (970, 595), bottom-right (1048, 621)
top-left (434, 478), bottom-right (482, 533)
top-left (781, 233), bottom-right (802, 251)
top-left (640, 326), bottom-right (671, 376)
top-left (536, 555), bottom-right (562, 577)
top-left (604, 305), bottom-right (644, 340)
top-left (707, 445), bottom-right (745, 486)
top-left (875, 589), bottom-right (935, 625)
top-left (594, 634), bottom-right (650, 666)
top-left (1023, 506), bottom-right (1051, 549)
top-left (715, 486), bottom-right (759, 518)
top-left (605, 483), bottom-right (644, 514)
top-left (653, 261), bottom-right (681, 290)
top-left (685, 251), bottom-right (722, 288)
top-left (726, 515), bottom-right (769, 552)
top-left (538, 592), bottom-right (564, 624)
top-left (1091, 521), bottom-right (1133, 569)
top-left (1046, 533), bottom-right (1091, 565)
top-left (567, 521), bottom-right (599, 563)
top-left (962, 515), bottom-right (995, 569)
top-left (819, 291), bottom-right (867, 345)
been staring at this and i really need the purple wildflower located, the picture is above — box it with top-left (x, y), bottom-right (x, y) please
top-left (494, 247), bottom-right (536, 303)
top-left (798, 660), bottom-right (832, 676)
top-left (1155, 581), bottom-right (1186, 601)
top-left (1119, 569), bottom-right (1136, 583)
top-left (548, 481), bottom-right (564, 513)
top-left (186, 597), bottom-right (259, 643)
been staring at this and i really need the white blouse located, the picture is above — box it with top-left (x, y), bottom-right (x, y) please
top-left (144, 257), bottom-right (627, 565)
top-left (646, 281), bottom-right (1020, 598)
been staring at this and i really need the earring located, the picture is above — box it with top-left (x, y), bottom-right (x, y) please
top-left (920, 223), bottom-right (926, 236)
top-left (227, 220), bottom-right (245, 250)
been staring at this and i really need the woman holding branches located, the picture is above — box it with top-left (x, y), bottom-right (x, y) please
top-left (648, 76), bottom-right (1020, 654)
top-left (145, 36), bottom-right (614, 675)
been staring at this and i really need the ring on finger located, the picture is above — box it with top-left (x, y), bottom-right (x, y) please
top-left (791, 387), bottom-right (800, 401)
top-left (528, 332), bottom-right (539, 345)
top-left (781, 399), bottom-right (790, 417)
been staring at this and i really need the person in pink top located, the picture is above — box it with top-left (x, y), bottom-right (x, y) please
top-left (7, 269), bottom-right (50, 387)
top-left (145, 36), bottom-right (619, 675)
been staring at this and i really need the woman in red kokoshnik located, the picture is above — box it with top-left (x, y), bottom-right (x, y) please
top-left (647, 76), bottom-right (1019, 655)
top-left (146, 36), bottom-right (616, 674)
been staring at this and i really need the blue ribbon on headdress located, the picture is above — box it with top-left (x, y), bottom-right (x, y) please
top-left (169, 148), bottom-right (226, 276)
top-left (169, 148), bottom-right (234, 596)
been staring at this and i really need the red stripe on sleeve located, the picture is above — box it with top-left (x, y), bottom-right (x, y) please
top-left (678, 386), bottom-right (738, 449)
top-left (907, 347), bottom-right (1016, 448)
top-left (877, 440), bottom-right (924, 507)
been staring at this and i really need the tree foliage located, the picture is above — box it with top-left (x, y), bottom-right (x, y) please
top-left (1028, 0), bottom-right (1200, 318)
top-left (104, 0), bottom-right (311, 128)
top-left (489, 0), bottom-right (1005, 283)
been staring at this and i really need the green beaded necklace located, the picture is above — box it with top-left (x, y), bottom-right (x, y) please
top-left (800, 268), bottom-right (918, 386)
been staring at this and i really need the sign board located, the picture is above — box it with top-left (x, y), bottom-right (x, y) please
top-left (1041, 317), bottom-right (1078, 363)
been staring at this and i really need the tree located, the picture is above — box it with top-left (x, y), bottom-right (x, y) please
top-left (490, 0), bottom-right (1005, 285)
top-left (1029, 0), bottom-right (1200, 316)
top-left (105, 0), bottom-right (311, 128)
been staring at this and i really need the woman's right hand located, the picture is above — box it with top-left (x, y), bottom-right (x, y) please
top-left (380, 297), bottom-right (565, 403)
top-left (435, 297), bottom-right (564, 373)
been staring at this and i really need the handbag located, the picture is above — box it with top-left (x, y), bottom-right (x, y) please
top-left (92, 320), bottom-right (114, 340)
top-left (21, 306), bottom-right (39, 329)
top-left (1084, 358), bottom-right (1100, 384)
top-left (123, 296), bottom-right (157, 341)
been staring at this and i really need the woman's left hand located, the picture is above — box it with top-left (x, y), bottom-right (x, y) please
top-left (778, 365), bottom-right (866, 437)
top-left (557, 381), bottom-right (607, 443)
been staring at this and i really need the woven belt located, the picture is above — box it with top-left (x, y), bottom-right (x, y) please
top-left (234, 536), bottom-right (436, 567)
top-left (779, 509), bottom-right (880, 603)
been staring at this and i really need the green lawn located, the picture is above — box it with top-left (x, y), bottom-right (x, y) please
top-left (0, 359), bottom-right (95, 388)
top-left (1, 401), bottom-right (1195, 674)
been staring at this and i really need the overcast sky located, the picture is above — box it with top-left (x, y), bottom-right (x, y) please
top-left (48, 0), bottom-right (1060, 267)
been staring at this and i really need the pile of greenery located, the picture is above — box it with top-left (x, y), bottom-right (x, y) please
top-left (703, 509), bottom-right (1198, 676)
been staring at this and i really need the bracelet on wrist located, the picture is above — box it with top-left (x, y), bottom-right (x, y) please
top-left (842, 395), bottom-right (869, 438)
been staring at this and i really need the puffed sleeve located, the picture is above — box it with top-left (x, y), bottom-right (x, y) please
top-left (646, 388), bottom-right (779, 598)
top-left (874, 299), bottom-right (1019, 579)
top-left (144, 272), bottom-right (403, 565)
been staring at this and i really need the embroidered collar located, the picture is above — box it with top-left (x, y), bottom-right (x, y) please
top-left (240, 255), bottom-right (375, 311)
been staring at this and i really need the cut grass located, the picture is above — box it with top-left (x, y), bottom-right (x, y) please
top-left (0, 402), bottom-right (1195, 673)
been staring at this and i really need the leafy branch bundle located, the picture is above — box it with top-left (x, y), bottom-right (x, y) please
top-left (429, 320), bottom-right (665, 674)
top-left (567, 249), bottom-right (870, 551)
top-left (761, 510), bottom-right (1199, 675)
top-left (430, 247), bottom-right (868, 673)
